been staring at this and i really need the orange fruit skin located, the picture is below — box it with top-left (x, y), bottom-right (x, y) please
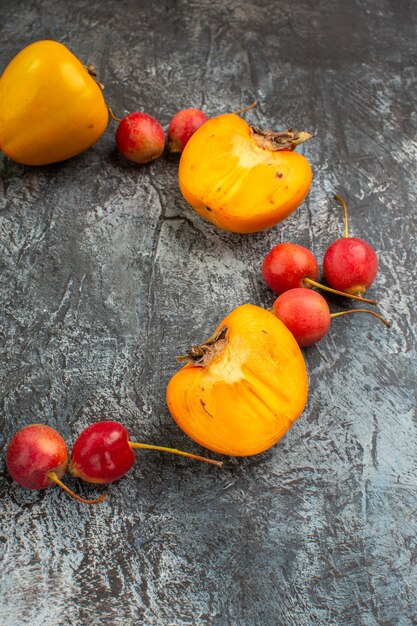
top-left (166, 304), bottom-right (308, 456)
top-left (178, 114), bottom-right (312, 234)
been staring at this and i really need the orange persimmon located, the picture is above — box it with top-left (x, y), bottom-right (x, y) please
top-left (166, 304), bottom-right (308, 456)
top-left (178, 113), bottom-right (313, 234)
top-left (0, 40), bottom-right (108, 165)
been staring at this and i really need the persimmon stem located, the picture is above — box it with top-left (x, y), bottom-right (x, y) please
top-left (108, 105), bottom-right (122, 122)
top-left (303, 277), bottom-right (377, 305)
top-left (334, 194), bottom-right (349, 238)
top-left (232, 100), bottom-right (257, 115)
top-left (128, 442), bottom-right (223, 467)
top-left (330, 309), bottom-right (391, 328)
top-left (251, 126), bottom-right (313, 151)
top-left (176, 326), bottom-right (228, 366)
top-left (48, 471), bottom-right (108, 504)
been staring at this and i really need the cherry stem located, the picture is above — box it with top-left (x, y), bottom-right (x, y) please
top-left (232, 100), bottom-right (257, 116)
top-left (48, 471), bottom-right (108, 504)
top-left (330, 309), bottom-right (391, 328)
top-left (334, 194), bottom-right (349, 238)
top-left (108, 105), bottom-right (122, 122)
top-left (84, 65), bottom-right (104, 90)
top-left (303, 277), bottom-right (377, 305)
top-left (128, 442), bottom-right (223, 467)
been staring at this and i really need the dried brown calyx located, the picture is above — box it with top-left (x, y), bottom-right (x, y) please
top-left (176, 326), bottom-right (229, 367)
top-left (250, 126), bottom-right (314, 151)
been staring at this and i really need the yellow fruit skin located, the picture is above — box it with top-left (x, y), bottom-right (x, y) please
top-left (166, 304), bottom-right (308, 456)
top-left (0, 40), bottom-right (109, 165)
top-left (178, 114), bottom-right (312, 234)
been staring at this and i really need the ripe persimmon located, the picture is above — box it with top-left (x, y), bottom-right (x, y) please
top-left (178, 114), bottom-right (313, 233)
top-left (167, 304), bottom-right (308, 456)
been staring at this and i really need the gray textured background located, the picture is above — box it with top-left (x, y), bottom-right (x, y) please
top-left (0, 1), bottom-right (416, 625)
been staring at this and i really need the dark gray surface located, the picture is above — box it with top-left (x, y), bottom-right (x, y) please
top-left (0, 1), bottom-right (416, 624)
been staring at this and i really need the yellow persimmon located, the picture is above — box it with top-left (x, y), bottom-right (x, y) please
top-left (166, 304), bottom-right (308, 456)
top-left (178, 113), bottom-right (313, 234)
top-left (0, 40), bottom-right (108, 165)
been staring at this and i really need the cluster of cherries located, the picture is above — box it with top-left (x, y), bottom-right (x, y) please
top-left (114, 107), bottom-right (208, 163)
top-left (5, 421), bottom-right (222, 505)
top-left (262, 195), bottom-right (390, 346)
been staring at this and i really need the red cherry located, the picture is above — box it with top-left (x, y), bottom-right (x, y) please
top-left (115, 112), bottom-right (165, 164)
top-left (167, 108), bottom-right (208, 153)
top-left (70, 421), bottom-right (135, 484)
top-left (6, 425), bottom-right (106, 504)
top-left (324, 237), bottom-right (378, 295)
top-left (273, 288), bottom-right (391, 347)
top-left (262, 241), bottom-right (377, 305)
top-left (323, 195), bottom-right (378, 296)
top-left (6, 424), bottom-right (68, 490)
top-left (273, 289), bottom-right (331, 347)
top-left (70, 421), bottom-right (222, 484)
top-left (262, 243), bottom-right (319, 294)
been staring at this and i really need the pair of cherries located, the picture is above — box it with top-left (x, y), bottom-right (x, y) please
top-left (114, 107), bottom-right (208, 164)
top-left (262, 195), bottom-right (390, 346)
top-left (5, 421), bottom-right (222, 504)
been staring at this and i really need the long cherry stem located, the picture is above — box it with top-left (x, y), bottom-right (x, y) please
top-left (303, 277), bottom-right (377, 305)
top-left (48, 471), bottom-right (108, 504)
top-left (330, 309), bottom-right (391, 328)
top-left (128, 442), bottom-right (223, 467)
top-left (108, 105), bottom-right (122, 122)
top-left (334, 194), bottom-right (349, 238)
top-left (232, 100), bottom-right (257, 115)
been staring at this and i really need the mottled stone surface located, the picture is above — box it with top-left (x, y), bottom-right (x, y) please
top-left (0, 1), bottom-right (416, 624)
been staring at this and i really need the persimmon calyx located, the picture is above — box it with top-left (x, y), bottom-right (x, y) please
top-left (250, 126), bottom-right (314, 151)
top-left (176, 326), bottom-right (228, 366)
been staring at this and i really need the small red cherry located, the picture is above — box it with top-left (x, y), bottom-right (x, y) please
top-left (167, 108), bottom-right (208, 153)
top-left (70, 421), bottom-right (222, 484)
top-left (273, 288), bottom-right (391, 347)
top-left (323, 195), bottom-right (378, 296)
top-left (6, 424), bottom-right (106, 504)
top-left (6, 424), bottom-right (68, 490)
top-left (115, 112), bottom-right (165, 164)
top-left (70, 421), bottom-right (135, 484)
top-left (262, 243), bottom-right (319, 294)
top-left (273, 289), bottom-right (331, 347)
